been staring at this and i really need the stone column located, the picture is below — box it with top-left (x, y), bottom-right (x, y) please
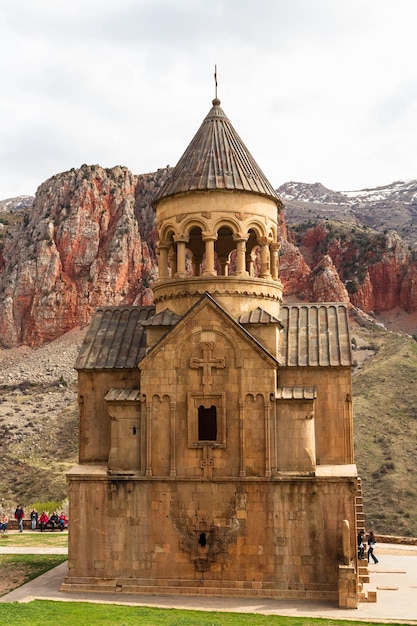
top-left (145, 400), bottom-right (152, 477)
top-left (173, 234), bottom-right (189, 278)
top-left (218, 256), bottom-right (230, 276)
top-left (239, 400), bottom-right (246, 476)
top-left (246, 251), bottom-right (255, 277)
top-left (258, 237), bottom-right (271, 278)
top-left (270, 242), bottom-right (281, 280)
top-left (170, 400), bottom-right (177, 477)
top-left (192, 256), bottom-right (202, 277)
top-left (345, 393), bottom-right (354, 464)
top-left (202, 231), bottom-right (218, 277)
top-left (168, 247), bottom-right (177, 277)
top-left (156, 240), bottom-right (171, 279)
top-left (264, 401), bottom-right (271, 477)
top-left (233, 233), bottom-right (249, 277)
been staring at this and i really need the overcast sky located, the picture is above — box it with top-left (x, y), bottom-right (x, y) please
top-left (1, 0), bottom-right (416, 200)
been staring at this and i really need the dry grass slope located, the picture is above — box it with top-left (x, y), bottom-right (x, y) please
top-left (352, 322), bottom-right (417, 536)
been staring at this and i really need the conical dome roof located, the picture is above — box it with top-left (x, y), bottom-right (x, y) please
top-left (154, 98), bottom-right (279, 204)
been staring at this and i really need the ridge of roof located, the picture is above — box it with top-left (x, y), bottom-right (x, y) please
top-left (154, 98), bottom-right (280, 204)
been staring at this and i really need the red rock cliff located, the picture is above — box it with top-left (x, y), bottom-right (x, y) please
top-left (0, 165), bottom-right (155, 346)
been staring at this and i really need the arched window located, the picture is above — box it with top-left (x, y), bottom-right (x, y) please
top-left (198, 405), bottom-right (217, 441)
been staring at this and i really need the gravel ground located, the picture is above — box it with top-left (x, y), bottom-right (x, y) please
top-left (0, 327), bottom-right (85, 387)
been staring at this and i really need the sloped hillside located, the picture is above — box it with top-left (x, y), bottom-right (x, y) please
top-left (351, 314), bottom-right (417, 536)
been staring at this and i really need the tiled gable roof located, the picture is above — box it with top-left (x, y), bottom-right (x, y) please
top-left (278, 303), bottom-right (352, 367)
top-left (75, 306), bottom-right (155, 370)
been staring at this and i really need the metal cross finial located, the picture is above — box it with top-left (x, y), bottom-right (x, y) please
top-left (214, 65), bottom-right (218, 99)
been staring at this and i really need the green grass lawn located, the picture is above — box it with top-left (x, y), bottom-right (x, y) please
top-left (0, 601), bottom-right (410, 626)
top-left (0, 554), bottom-right (67, 598)
top-left (0, 543), bottom-right (410, 626)
top-left (0, 531), bottom-right (68, 548)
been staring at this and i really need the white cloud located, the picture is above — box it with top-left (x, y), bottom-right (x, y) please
top-left (1, 0), bottom-right (417, 198)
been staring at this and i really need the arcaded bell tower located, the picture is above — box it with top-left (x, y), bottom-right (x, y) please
top-left (152, 97), bottom-right (283, 319)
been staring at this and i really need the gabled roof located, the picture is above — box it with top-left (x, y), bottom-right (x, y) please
top-left (142, 292), bottom-right (279, 369)
top-left (75, 306), bottom-right (155, 370)
top-left (278, 303), bottom-right (352, 367)
top-left (142, 308), bottom-right (181, 327)
top-left (154, 98), bottom-right (280, 204)
top-left (237, 307), bottom-right (283, 326)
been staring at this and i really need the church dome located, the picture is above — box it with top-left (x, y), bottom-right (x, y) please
top-left (154, 98), bottom-right (280, 205)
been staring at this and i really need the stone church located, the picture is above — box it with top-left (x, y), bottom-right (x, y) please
top-left (64, 95), bottom-right (360, 607)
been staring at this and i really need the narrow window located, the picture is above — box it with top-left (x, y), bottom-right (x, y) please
top-left (198, 532), bottom-right (207, 547)
top-left (198, 405), bottom-right (217, 441)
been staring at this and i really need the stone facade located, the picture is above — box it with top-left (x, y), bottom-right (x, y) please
top-left (65, 97), bottom-right (360, 606)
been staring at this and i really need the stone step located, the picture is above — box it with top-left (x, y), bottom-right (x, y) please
top-left (359, 589), bottom-right (377, 603)
top-left (60, 581), bottom-right (337, 600)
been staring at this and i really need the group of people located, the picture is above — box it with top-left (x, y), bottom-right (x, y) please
top-left (358, 529), bottom-right (379, 563)
top-left (0, 507), bottom-right (67, 534)
top-left (0, 507), bottom-right (24, 534)
top-left (31, 509), bottom-right (67, 532)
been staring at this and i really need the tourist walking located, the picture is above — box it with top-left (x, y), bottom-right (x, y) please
top-left (30, 508), bottom-right (38, 530)
top-left (14, 505), bottom-right (24, 532)
top-left (357, 529), bottom-right (365, 560)
top-left (367, 530), bottom-right (379, 563)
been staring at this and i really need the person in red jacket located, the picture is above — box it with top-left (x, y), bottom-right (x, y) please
top-left (58, 512), bottom-right (67, 531)
top-left (39, 511), bottom-right (49, 532)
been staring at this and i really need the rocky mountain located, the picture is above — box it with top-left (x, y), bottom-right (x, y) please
top-left (0, 195), bottom-right (34, 212)
top-left (278, 180), bottom-right (417, 320)
top-left (278, 179), bottom-right (417, 250)
top-left (0, 165), bottom-right (162, 347)
top-left (0, 170), bottom-right (416, 348)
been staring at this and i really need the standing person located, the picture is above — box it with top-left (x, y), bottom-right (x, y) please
top-left (367, 530), bottom-right (379, 563)
top-left (39, 511), bottom-right (49, 532)
top-left (0, 512), bottom-right (9, 534)
top-left (14, 505), bottom-right (24, 532)
top-left (30, 509), bottom-right (38, 530)
top-left (357, 529), bottom-right (365, 560)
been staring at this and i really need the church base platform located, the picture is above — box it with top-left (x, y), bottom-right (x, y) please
top-left (61, 576), bottom-right (338, 601)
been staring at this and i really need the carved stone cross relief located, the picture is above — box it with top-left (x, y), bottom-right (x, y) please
top-left (189, 341), bottom-right (225, 394)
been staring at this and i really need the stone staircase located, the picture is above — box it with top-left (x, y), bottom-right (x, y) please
top-left (356, 478), bottom-right (377, 603)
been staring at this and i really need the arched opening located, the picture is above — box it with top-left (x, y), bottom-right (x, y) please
top-left (246, 229), bottom-right (261, 276)
top-left (215, 226), bottom-right (235, 276)
top-left (188, 227), bottom-right (205, 276)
